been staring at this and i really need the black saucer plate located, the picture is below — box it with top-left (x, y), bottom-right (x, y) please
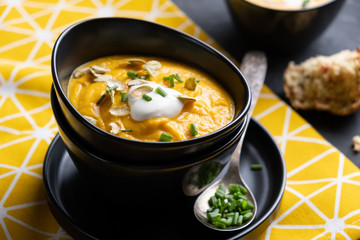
top-left (43, 119), bottom-right (286, 240)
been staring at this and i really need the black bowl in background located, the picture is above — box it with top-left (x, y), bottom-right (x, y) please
top-left (51, 17), bottom-right (251, 165)
top-left (226, 0), bottom-right (345, 53)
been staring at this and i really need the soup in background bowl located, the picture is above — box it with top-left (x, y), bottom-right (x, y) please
top-left (245, 0), bottom-right (333, 10)
top-left (226, 0), bottom-right (345, 52)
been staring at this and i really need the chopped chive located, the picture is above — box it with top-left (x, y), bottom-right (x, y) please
top-left (241, 209), bottom-right (251, 215)
top-left (155, 87), bottom-right (167, 97)
top-left (250, 164), bottom-right (263, 170)
top-left (243, 212), bottom-right (254, 221)
top-left (163, 74), bottom-right (180, 87)
top-left (121, 129), bottom-right (133, 132)
top-left (206, 182), bottom-right (254, 229)
top-left (196, 78), bottom-right (200, 83)
top-left (127, 70), bottom-right (138, 79)
top-left (159, 132), bottom-right (173, 142)
top-left (214, 221), bottom-right (226, 229)
top-left (225, 212), bottom-right (235, 218)
top-left (96, 94), bottom-right (106, 105)
top-left (302, 0), bottom-right (309, 7)
top-left (190, 123), bottom-right (198, 136)
top-left (219, 183), bottom-right (226, 193)
top-left (215, 190), bottom-right (225, 199)
top-left (233, 212), bottom-right (239, 225)
top-left (142, 94), bottom-right (152, 102)
top-left (246, 201), bottom-right (254, 210)
top-left (170, 78), bottom-right (175, 87)
top-left (236, 215), bottom-right (244, 226)
top-left (207, 211), bottom-right (221, 222)
top-left (209, 196), bottom-right (217, 207)
top-left (106, 85), bottom-right (118, 93)
top-left (174, 73), bottom-right (183, 82)
top-left (120, 92), bottom-right (127, 102)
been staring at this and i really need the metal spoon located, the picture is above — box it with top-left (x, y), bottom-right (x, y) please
top-left (193, 51), bottom-right (267, 231)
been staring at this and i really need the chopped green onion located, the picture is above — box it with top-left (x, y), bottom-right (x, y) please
top-left (127, 71), bottom-right (138, 79)
top-left (214, 221), bottom-right (226, 229)
top-left (190, 123), bottom-right (198, 136)
top-left (121, 129), bottom-right (133, 132)
top-left (215, 190), bottom-right (225, 199)
top-left (236, 215), bottom-right (244, 226)
top-left (243, 212), bottom-right (254, 221)
top-left (163, 74), bottom-right (181, 87)
top-left (142, 94), bottom-right (152, 102)
top-left (302, 0), bottom-right (310, 7)
top-left (140, 75), bottom-right (150, 80)
top-left (233, 212), bottom-right (239, 225)
top-left (155, 87), bottom-right (167, 97)
top-left (225, 212), bottom-right (235, 218)
top-left (206, 183), bottom-right (254, 229)
top-left (207, 210), bottom-right (221, 222)
top-left (219, 183), bottom-right (226, 193)
top-left (250, 164), bottom-right (263, 170)
top-left (174, 73), bottom-right (183, 83)
top-left (120, 92), bottom-right (127, 102)
top-left (196, 78), bottom-right (200, 83)
top-left (96, 94), bottom-right (106, 105)
top-left (170, 78), bottom-right (175, 87)
top-left (246, 200), bottom-right (254, 210)
top-left (106, 85), bottom-right (118, 93)
top-left (159, 132), bottom-right (173, 142)
top-left (209, 196), bottom-right (217, 207)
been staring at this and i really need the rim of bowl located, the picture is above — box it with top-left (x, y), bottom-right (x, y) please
top-left (51, 17), bottom-right (251, 148)
top-left (235, 0), bottom-right (339, 12)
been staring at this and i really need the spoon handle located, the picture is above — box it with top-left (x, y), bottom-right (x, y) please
top-left (228, 51), bottom-right (267, 175)
top-left (241, 51), bottom-right (268, 115)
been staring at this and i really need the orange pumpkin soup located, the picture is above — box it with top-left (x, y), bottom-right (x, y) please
top-left (67, 56), bottom-right (234, 142)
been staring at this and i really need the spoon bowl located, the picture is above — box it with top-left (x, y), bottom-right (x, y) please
top-left (193, 51), bottom-right (267, 231)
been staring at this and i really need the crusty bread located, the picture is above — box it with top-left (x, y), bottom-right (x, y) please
top-left (283, 47), bottom-right (360, 115)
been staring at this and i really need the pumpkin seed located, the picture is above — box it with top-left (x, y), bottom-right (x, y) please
top-left (109, 88), bottom-right (115, 105)
top-left (109, 122), bottom-right (121, 134)
top-left (185, 77), bottom-right (197, 91)
top-left (73, 67), bottom-right (89, 78)
top-left (144, 60), bottom-right (161, 77)
top-left (93, 74), bottom-right (113, 82)
top-left (90, 65), bottom-right (111, 75)
top-left (127, 79), bottom-right (150, 87)
top-left (83, 116), bottom-right (97, 125)
top-left (131, 85), bottom-right (154, 97)
top-left (110, 106), bottom-right (131, 116)
top-left (107, 79), bottom-right (126, 91)
top-left (128, 59), bottom-right (146, 68)
top-left (177, 95), bottom-right (196, 103)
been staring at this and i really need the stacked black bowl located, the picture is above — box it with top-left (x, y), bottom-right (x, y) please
top-left (50, 17), bottom-right (251, 198)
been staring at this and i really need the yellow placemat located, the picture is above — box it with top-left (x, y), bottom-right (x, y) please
top-left (0, 1), bottom-right (360, 239)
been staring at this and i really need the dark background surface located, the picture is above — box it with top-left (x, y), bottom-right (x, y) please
top-left (173, 0), bottom-right (360, 167)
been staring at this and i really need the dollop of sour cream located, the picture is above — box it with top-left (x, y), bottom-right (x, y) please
top-left (127, 81), bottom-right (184, 121)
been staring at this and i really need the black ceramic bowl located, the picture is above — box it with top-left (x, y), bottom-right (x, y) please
top-left (226, 0), bottom-right (345, 52)
top-left (51, 18), bottom-right (251, 195)
top-left (51, 17), bottom-right (251, 165)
